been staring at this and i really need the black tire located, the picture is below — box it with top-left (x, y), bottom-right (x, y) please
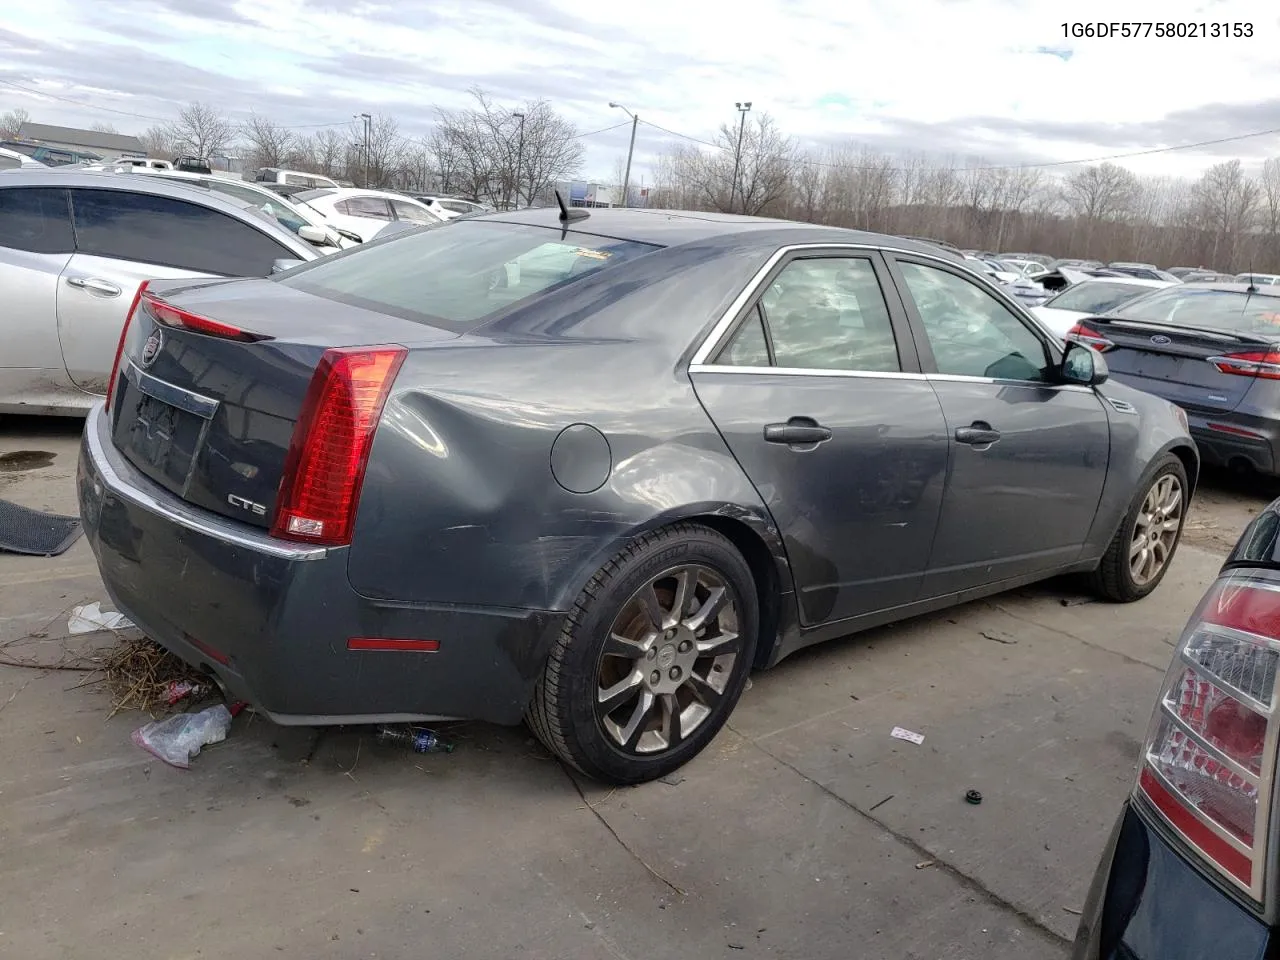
top-left (1091, 453), bottom-right (1188, 603)
top-left (526, 522), bottom-right (759, 785)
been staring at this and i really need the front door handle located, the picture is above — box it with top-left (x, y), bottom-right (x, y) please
top-left (955, 422), bottom-right (1001, 445)
top-left (764, 417), bottom-right (833, 446)
top-left (65, 276), bottom-right (122, 297)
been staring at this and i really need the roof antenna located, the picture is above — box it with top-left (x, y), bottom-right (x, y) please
top-left (555, 190), bottom-right (590, 224)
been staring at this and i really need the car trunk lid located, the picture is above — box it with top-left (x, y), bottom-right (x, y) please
top-left (107, 277), bottom-right (453, 530)
top-left (1071, 316), bottom-right (1276, 414)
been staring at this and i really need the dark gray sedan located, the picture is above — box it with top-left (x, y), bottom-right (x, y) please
top-left (77, 207), bottom-right (1198, 784)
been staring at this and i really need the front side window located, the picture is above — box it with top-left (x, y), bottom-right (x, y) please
top-left (715, 257), bottom-right (901, 373)
top-left (898, 260), bottom-right (1050, 382)
top-left (69, 188), bottom-right (292, 276)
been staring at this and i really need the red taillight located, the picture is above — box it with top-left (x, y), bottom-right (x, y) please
top-left (1136, 574), bottom-right (1280, 898)
top-left (105, 280), bottom-right (150, 409)
top-left (140, 291), bottom-right (271, 343)
top-left (1065, 321), bottom-right (1114, 351)
top-left (1208, 351), bottom-right (1280, 380)
top-left (271, 346), bottom-right (407, 547)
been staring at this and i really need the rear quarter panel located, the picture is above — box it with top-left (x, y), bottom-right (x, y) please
top-left (344, 239), bottom-right (791, 612)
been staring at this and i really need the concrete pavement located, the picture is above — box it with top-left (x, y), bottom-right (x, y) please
top-left (0, 416), bottom-right (1264, 959)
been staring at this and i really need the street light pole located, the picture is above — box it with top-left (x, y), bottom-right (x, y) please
top-left (609, 102), bottom-right (638, 208)
top-left (356, 112), bottom-right (372, 188)
top-left (512, 111), bottom-right (525, 210)
top-left (730, 101), bottom-right (752, 214)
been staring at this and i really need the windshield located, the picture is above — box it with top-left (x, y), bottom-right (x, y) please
top-left (1113, 287), bottom-right (1280, 336)
top-left (276, 220), bottom-right (660, 332)
top-left (1045, 281), bottom-right (1155, 313)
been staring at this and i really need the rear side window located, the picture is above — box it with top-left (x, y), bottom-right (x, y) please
top-left (344, 197), bottom-right (393, 220)
top-left (390, 199), bottom-right (436, 224)
top-left (277, 220), bottom-right (659, 332)
top-left (0, 187), bottom-right (75, 254)
top-left (69, 188), bottom-right (293, 277)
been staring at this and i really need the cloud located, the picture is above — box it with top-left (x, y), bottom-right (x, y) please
top-left (1, 0), bottom-right (1277, 182)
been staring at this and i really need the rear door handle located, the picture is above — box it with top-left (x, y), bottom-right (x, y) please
top-left (65, 276), bottom-right (122, 297)
top-left (764, 418), bottom-right (833, 446)
top-left (955, 422), bottom-right (1001, 445)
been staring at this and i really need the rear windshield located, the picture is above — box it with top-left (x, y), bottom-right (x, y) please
top-left (1045, 281), bottom-right (1154, 313)
top-left (1114, 287), bottom-right (1280, 336)
top-left (275, 220), bottom-right (660, 331)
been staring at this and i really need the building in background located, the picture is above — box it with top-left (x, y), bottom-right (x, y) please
top-left (10, 122), bottom-right (145, 161)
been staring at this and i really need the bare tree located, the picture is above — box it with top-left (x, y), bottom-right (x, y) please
top-left (1261, 157), bottom-right (1280, 246)
top-left (345, 113), bottom-right (404, 189)
top-left (673, 113), bottom-right (795, 215)
top-left (240, 113), bottom-right (294, 169)
top-left (1061, 162), bottom-right (1140, 222)
top-left (90, 121), bottom-right (119, 134)
top-left (167, 101), bottom-right (233, 158)
top-left (1194, 159), bottom-right (1260, 267)
top-left (0, 107), bottom-right (30, 138)
top-left (430, 88), bottom-right (584, 206)
top-left (298, 128), bottom-right (347, 179)
top-left (138, 124), bottom-right (178, 160)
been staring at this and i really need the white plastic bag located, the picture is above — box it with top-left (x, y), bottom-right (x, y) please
top-left (131, 704), bottom-right (233, 769)
top-left (68, 601), bottom-right (134, 634)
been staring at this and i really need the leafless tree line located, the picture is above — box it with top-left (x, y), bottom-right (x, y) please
top-left (647, 112), bottom-right (1280, 273)
top-left (131, 91), bottom-right (584, 204)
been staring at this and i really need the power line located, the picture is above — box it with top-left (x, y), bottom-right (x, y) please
top-left (638, 116), bottom-right (1280, 173)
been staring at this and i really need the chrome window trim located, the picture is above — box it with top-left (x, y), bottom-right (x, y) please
top-left (688, 241), bottom-right (1064, 377)
top-left (691, 364), bottom-right (926, 382)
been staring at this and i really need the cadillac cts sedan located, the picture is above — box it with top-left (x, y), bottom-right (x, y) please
top-left (1073, 501), bottom-right (1280, 959)
top-left (78, 207), bottom-right (1198, 784)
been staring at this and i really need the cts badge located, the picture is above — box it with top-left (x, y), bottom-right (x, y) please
top-left (140, 329), bottom-right (164, 367)
top-left (227, 493), bottom-right (267, 516)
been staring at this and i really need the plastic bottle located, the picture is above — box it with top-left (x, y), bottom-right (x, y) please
top-left (375, 725), bottom-right (454, 754)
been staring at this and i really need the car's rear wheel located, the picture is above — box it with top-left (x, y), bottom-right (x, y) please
top-left (526, 523), bottom-right (758, 785)
top-left (1091, 453), bottom-right (1188, 602)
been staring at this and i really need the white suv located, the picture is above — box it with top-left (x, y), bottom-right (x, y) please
top-left (290, 188), bottom-right (443, 241)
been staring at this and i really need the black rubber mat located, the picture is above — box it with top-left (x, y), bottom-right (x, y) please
top-left (0, 499), bottom-right (83, 556)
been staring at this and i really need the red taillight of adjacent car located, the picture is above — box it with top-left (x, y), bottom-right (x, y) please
top-left (1064, 321), bottom-right (1114, 351)
top-left (105, 280), bottom-right (151, 410)
top-left (1207, 351), bottom-right (1280, 380)
top-left (139, 291), bottom-right (272, 343)
top-left (271, 345), bottom-right (407, 547)
top-left (1136, 574), bottom-right (1280, 898)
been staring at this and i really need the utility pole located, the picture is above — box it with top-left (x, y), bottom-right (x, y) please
top-left (609, 102), bottom-right (638, 207)
top-left (355, 113), bottom-right (372, 188)
top-left (731, 102), bottom-right (752, 214)
top-left (512, 111), bottom-right (525, 209)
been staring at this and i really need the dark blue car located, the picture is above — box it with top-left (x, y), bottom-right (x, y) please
top-left (1074, 499), bottom-right (1280, 958)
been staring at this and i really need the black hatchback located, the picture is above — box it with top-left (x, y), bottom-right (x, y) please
top-left (1074, 499), bottom-right (1280, 958)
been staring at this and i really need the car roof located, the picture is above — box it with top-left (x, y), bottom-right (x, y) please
top-left (475, 206), bottom-right (967, 258)
top-left (0, 169), bottom-right (314, 254)
top-left (321, 187), bottom-right (427, 202)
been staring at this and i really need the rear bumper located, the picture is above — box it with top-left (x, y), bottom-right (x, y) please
top-left (1072, 802), bottom-right (1269, 960)
top-left (77, 402), bottom-right (564, 726)
top-left (1185, 410), bottom-right (1280, 476)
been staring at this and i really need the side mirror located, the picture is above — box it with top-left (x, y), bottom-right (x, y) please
top-left (297, 224), bottom-right (329, 245)
top-left (1060, 340), bottom-right (1109, 385)
top-left (271, 257), bottom-right (304, 275)
top-left (335, 228), bottom-right (364, 244)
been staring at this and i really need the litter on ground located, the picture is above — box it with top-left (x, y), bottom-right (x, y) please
top-left (68, 602), bottom-right (134, 634)
top-left (890, 726), bottom-right (925, 745)
top-left (132, 704), bottom-right (233, 769)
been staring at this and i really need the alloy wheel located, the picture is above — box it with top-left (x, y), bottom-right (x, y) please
top-left (595, 565), bottom-right (742, 755)
top-left (1130, 473), bottom-right (1183, 586)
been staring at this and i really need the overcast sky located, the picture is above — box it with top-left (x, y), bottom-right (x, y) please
top-left (2, 0), bottom-right (1278, 183)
